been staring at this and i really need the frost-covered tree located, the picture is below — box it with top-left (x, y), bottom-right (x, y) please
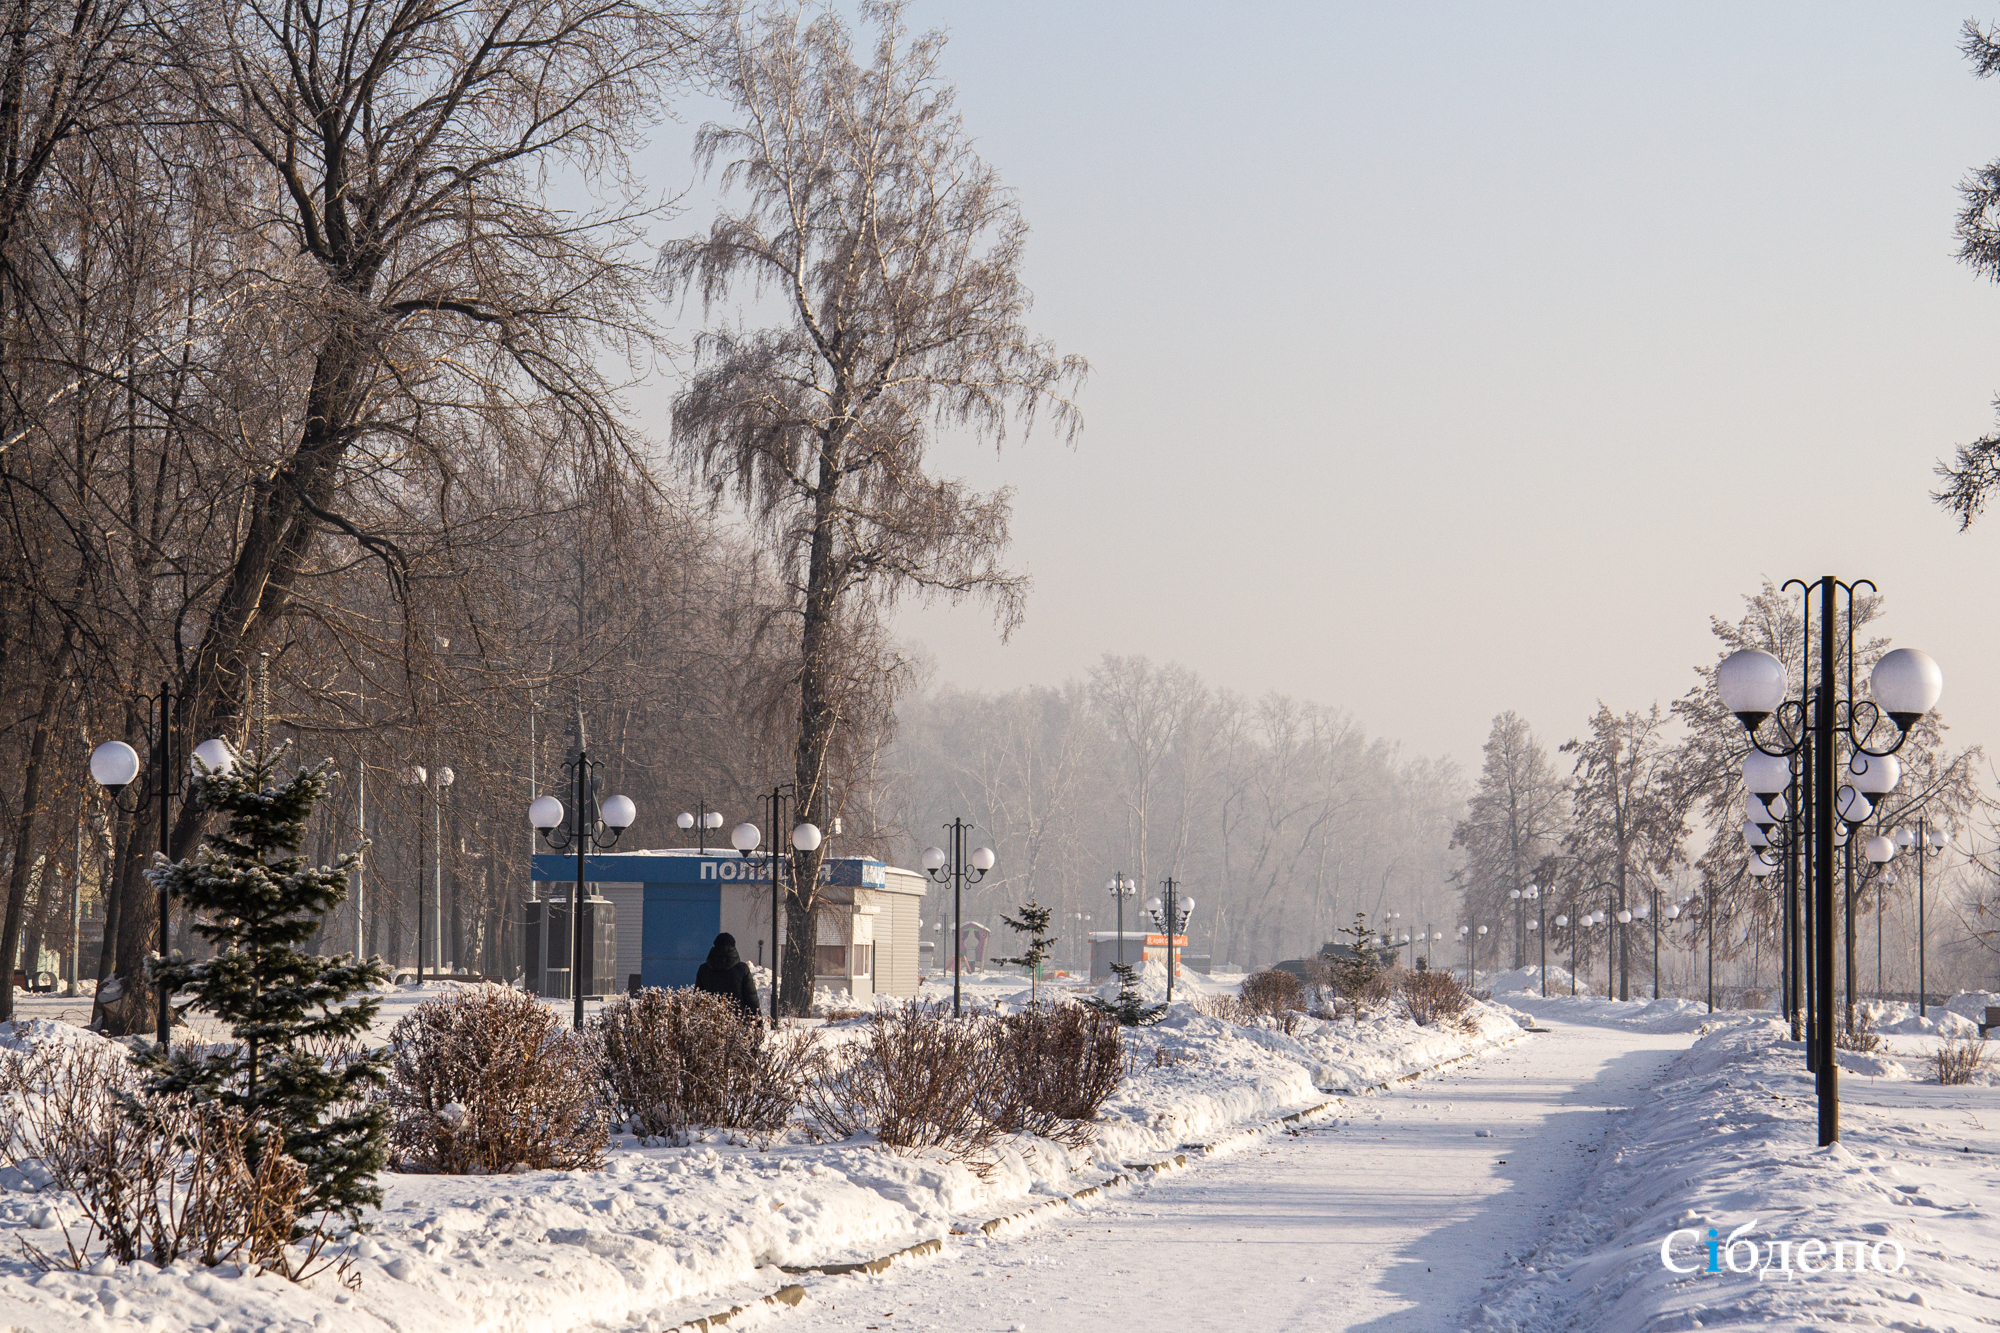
top-left (141, 744), bottom-right (389, 1226)
top-left (1452, 713), bottom-right (1566, 971)
top-left (660, 0), bottom-right (1087, 1014)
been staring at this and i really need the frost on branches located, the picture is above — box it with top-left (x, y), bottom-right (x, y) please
top-left (140, 742), bottom-right (390, 1227)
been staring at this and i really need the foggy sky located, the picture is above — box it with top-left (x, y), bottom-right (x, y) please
top-left (655, 3), bottom-right (2000, 773)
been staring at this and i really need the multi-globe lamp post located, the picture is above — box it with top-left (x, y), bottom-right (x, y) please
top-left (730, 813), bottom-right (821, 1021)
top-left (1145, 881), bottom-right (1194, 1003)
top-left (89, 713), bottom-right (233, 1051)
top-left (1897, 817), bottom-right (1951, 1016)
top-left (1717, 581), bottom-right (1942, 1146)
top-left (923, 820), bottom-right (996, 1017)
top-left (529, 753), bottom-right (637, 1030)
top-left (1106, 872), bottom-right (1140, 969)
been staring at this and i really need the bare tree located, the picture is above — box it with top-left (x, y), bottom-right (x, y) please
top-left (660, 0), bottom-right (1085, 1011)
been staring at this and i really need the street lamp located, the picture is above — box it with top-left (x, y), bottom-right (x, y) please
top-left (729, 804), bottom-right (818, 1021)
top-left (1554, 914), bottom-right (1573, 995)
top-left (676, 805), bottom-right (726, 853)
top-left (1145, 881), bottom-right (1194, 1004)
top-left (1106, 872), bottom-right (1140, 969)
top-left (1896, 818), bottom-right (1950, 1016)
top-left (1508, 888), bottom-right (1524, 969)
top-left (88, 701), bottom-right (231, 1050)
top-left (402, 763), bottom-right (454, 981)
top-left (923, 820), bottom-right (995, 1016)
top-left (528, 751), bottom-right (636, 1030)
top-left (1720, 607), bottom-right (1940, 1147)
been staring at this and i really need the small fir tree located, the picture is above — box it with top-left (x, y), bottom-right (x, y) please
top-left (140, 742), bottom-right (390, 1228)
top-left (1332, 911), bottom-right (1386, 1004)
top-left (998, 898), bottom-right (1058, 1003)
top-left (1084, 962), bottom-right (1167, 1026)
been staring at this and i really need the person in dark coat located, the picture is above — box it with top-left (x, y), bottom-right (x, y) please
top-left (694, 932), bottom-right (763, 1024)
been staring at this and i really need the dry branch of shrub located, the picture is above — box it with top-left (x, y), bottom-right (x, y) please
top-left (0, 1039), bottom-right (335, 1279)
top-left (985, 1005), bottom-right (1122, 1146)
top-left (595, 988), bottom-right (814, 1139)
top-left (1836, 1005), bottom-right (1884, 1054)
top-left (803, 1001), bottom-right (1124, 1165)
top-left (1399, 968), bottom-right (1477, 1031)
top-left (386, 985), bottom-right (609, 1173)
top-left (1934, 1036), bottom-right (1991, 1085)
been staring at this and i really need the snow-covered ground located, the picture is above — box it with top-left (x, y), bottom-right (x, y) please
top-left (0, 970), bottom-right (1525, 1333)
top-left (768, 991), bottom-right (2000, 1333)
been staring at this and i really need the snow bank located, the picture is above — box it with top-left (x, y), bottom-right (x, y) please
top-left (1471, 1017), bottom-right (2000, 1332)
top-left (1486, 965), bottom-right (1593, 997)
top-left (0, 992), bottom-right (1526, 1333)
top-left (1498, 989), bottom-right (1719, 1034)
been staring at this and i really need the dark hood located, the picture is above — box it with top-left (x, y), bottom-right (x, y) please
top-left (705, 940), bottom-right (742, 969)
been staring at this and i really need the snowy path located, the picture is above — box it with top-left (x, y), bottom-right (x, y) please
top-left (769, 1014), bottom-right (1699, 1333)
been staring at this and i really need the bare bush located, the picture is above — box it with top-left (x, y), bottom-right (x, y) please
top-left (1190, 993), bottom-right (1252, 1024)
top-left (802, 1003), bottom-right (1002, 1163)
top-left (0, 1039), bottom-right (322, 1277)
top-left (386, 987), bottom-right (609, 1173)
top-left (1835, 1005), bottom-right (1883, 1054)
top-left (1934, 1037), bottom-right (1992, 1085)
top-left (1240, 970), bottom-right (1304, 1018)
top-left (1399, 969), bottom-right (1476, 1031)
top-left (986, 1006), bottom-right (1123, 1146)
top-left (595, 988), bottom-right (813, 1139)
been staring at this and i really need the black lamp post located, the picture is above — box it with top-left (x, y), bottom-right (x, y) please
top-left (529, 751), bottom-right (636, 1030)
top-left (923, 819), bottom-right (994, 1016)
top-left (677, 802), bottom-right (725, 853)
top-left (1145, 878), bottom-right (1194, 1004)
top-left (1897, 817), bottom-right (1949, 1016)
top-left (730, 791), bottom-right (819, 1022)
top-left (89, 690), bottom-right (232, 1051)
top-left (1105, 872), bottom-right (1139, 969)
top-left (1554, 912), bottom-right (1573, 994)
top-left (1718, 578), bottom-right (1942, 1145)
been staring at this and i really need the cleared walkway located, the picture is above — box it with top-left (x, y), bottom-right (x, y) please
top-left (777, 1014), bottom-right (1698, 1332)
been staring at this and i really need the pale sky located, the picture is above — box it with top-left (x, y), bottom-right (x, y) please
top-left (645, 3), bottom-right (2000, 773)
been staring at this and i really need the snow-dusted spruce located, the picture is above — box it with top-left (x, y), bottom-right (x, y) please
top-left (140, 742), bottom-right (389, 1228)
top-left (1085, 962), bottom-right (1167, 1026)
top-left (1331, 911), bottom-right (1386, 1008)
top-left (997, 898), bottom-right (1058, 1004)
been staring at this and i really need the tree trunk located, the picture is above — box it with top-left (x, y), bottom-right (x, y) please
top-left (784, 431), bottom-right (844, 1016)
top-left (0, 665), bottom-right (61, 1019)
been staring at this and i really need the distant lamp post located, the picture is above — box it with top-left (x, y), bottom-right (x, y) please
top-left (676, 804), bottom-right (725, 853)
top-left (1145, 883), bottom-right (1194, 1003)
top-left (1896, 819), bottom-right (1950, 1016)
top-left (1106, 872), bottom-right (1139, 968)
top-left (923, 821), bottom-right (995, 1016)
top-left (1508, 888), bottom-right (1524, 969)
top-left (89, 704), bottom-right (232, 1051)
top-left (1555, 914), bottom-right (1573, 995)
top-left (529, 752), bottom-right (636, 1030)
top-left (402, 763), bottom-right (454, 981)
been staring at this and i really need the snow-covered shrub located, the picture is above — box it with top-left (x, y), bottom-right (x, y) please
top-left (594, 987), bottom-right (814, 1138)
top-left (1835, 1004), bottom-right (1883, 1053)
top-left (1398, 967), bottom-right (1475, 1030)
top-left (1241, 969), bottom-right (1304, 1020)
top-left (0, 1038), bottom-right (319, 1276)
top-left (385, 985), bottom-right (609, 1173)
top-left (985, 1005), bottom-right (1122, 1145)
top-left (802, 1002), bottom-right (1001, 1163)
top-left (1933, 1036), bottom-right (1991, 1085)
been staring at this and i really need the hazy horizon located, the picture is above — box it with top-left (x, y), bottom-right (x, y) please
top-left (757, 2), bottom-right (2000, 775)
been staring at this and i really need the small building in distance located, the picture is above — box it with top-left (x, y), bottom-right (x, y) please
top-left (528, 849), bottom-right (925, 1002)
top-left (1087, 929), bottom-right (1187, 983)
